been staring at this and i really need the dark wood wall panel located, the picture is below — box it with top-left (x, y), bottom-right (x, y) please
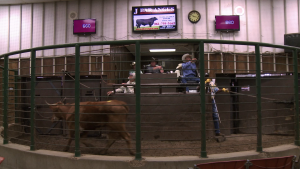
top-left (223, 54), bottom-right (234, 73)
top-left (110, 45), bottom-right (135, 83)
top-left (103, 55), bottom-right (113, 82)
top-left (9, 60), bottom-right (18, 71)
top-left (236, 55), bottom-right (247, 73)
top-left (55, 57), bottom-right (65, 75)
top-left (209, 54), bottom-right (221, 77)
top-left (288, 57), bottom-right (293, 72)
top-left (248, 55), bottom-right (256, 74)
top-left (204, 54), bottom-right (208, 74)
top-left (275, 56), bottom-right (287, 73)
top-left (35, 59), bottom-right (41, 76)
top-left (80, 56), bottom-right (89, 75)
top-left (66, 57), bottom-right (75, 74)
top-left (20, 59), bottom-right (30, 76)
top-left (43, 58), bottom-right (53, 76)
top-left (262, 55), bottom-right (274, 73)
top-left (90, 56), bottom-right (102, 75)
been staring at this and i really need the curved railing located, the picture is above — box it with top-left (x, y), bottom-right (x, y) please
top-left (0, 39), bottom-right (300, 160)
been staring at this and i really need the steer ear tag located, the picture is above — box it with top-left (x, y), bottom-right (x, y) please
top-left (107, 100), bottom-right (111, 102)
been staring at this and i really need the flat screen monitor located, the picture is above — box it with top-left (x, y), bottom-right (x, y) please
top-left (73, 19), bottom-right (96, 34)
top-left (215, 15), bottom-right (240, 32)
top-left (132, 5), bottom-right (177, 32)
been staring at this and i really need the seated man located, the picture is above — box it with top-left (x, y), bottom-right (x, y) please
top-left (176, 54), bottom-right (200, 92)
top-left (145, 57), bottom-right (164, 74)
top-left (107, 73), bottom-right (135, 96)
top-left (129, 61), bottom-right (143, 75)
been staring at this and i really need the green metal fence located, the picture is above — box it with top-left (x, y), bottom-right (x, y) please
top-left (0, 39), bottom-right (299, 160)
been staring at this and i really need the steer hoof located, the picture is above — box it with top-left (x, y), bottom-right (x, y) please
top-left (129, 150), bottom-right (135, 156)
top-left (99, 149), bottom-right (108, 155)
top-left (215, 136), bottom-right (226, 143)
top-left (63, 147), bottom-right (70, 152)
top-left (85, 143), bottom-right (94, 147)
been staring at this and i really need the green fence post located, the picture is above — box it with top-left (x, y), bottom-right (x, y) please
top-left (75, 44), bottom-right (81, 157)
top-left (135, 41), bottom-right (142, 160)
top-left (255, 44), bottom-right (262, 152)
top-left (14, 70), bottom-right (19, 124)
top-left (293, 49), bottom-right (300, 146)
top-left (3, 55), bottom-right (9, 144)
top-left (199, 41), bottom-right (207, 158)
top-left (30, 50), bottom-right (36, 151)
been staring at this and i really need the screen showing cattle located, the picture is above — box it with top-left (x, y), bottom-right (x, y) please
top-left (215, 15), bottom-right (240, 31)
top-left (132, 5), bottom-right (177, 32)
top-left (73, 19), bottom-right (96, 34)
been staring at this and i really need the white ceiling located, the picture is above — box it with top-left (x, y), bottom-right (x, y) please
top-left (0, 0), bottom-right (75, 5)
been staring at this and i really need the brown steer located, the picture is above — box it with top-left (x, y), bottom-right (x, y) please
top-left (46, 100), bottom-right (134, 155)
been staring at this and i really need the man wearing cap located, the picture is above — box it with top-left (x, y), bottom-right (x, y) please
top-left (129, 62), bottom-right (143, 75)
top-left (107, 73), bottom-right (136, 96)
top-left (176, 54), bottom-right (200, 92)
top-left (145, 57), bottom-right (164, 74)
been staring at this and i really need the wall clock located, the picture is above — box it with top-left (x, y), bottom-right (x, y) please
top-left (188, 10), bottom-right (201, 23)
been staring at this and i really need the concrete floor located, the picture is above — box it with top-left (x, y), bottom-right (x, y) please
top-left (0, 133), bottom-right (300, 169)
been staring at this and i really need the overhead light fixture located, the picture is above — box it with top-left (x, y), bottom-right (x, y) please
top-left (149, 49), bottom-right (176, 52)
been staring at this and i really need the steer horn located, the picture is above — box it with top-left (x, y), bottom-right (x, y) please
top-left (45, 100), bottom-right (56, 106)
top-left (61, 97), bottom-right (67, 105)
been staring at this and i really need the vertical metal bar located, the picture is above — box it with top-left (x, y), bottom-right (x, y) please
top-left (286, 53), bottom-right (289, 72)
top-left (284, 0), bottom-right (287, 34)
top-left (3, 55), bottom-right (9, 144)
top-left (208, 53), bottom-right (210, 74)
top-left (255, 44), bottom-right (262, 152)
top-left (114, 0), bottom-right (116, 40)
top-left (245, 0), bottom-right (249, 52)
top-left (193, 0), bottom-right (195, 39)
top-left (293, 49), bottom-right (300, 146)
top-left (205, 0), bottom-right (209, 51)
top-left (200, 41), bottom-right (207, 158)
top-left (273, 53), bottom-right (276, 72)
top-left (180, 0), bottom-right (183, 39)
top-left (234, 54), bottom-right (236, 73)
top-left (8, 5), bottom-right (10, 53)
top-left (14, 70), bottom-right (19, 123)
top-left (221, 53), bottom-right (223, 73)
top-left (135, 41), bottom-right (142, 160)
top-left (74, 44), bottom-right (81, 157)
top-left (30, 50), bottom-right (36, 151)
top-left (247, 54), bottom-right (249, 73)
top-left (19, 5), bottom-right (22, 61)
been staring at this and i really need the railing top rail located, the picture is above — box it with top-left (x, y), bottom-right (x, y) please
top-left (1, 39), bottom-right (300, 58)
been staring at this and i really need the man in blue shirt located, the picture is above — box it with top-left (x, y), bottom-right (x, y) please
top-left (145, 57), bottom-right (164, 74)
top-left (177, 54), bottom-right (200, 92)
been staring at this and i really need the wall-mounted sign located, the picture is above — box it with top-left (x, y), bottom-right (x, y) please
top-left (132, 5), bottom-right (178, 32)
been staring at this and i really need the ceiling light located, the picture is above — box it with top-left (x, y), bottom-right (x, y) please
top-left (149, 49), bottom-right (176, 52)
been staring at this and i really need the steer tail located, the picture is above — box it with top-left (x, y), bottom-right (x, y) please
top-left (123, 104), bottom-right (129, 117)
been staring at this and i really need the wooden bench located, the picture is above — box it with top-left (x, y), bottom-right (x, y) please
top-left (112, 83), bottom-right (200, 94)
top-left (189, 155), bottom-right (296, 169)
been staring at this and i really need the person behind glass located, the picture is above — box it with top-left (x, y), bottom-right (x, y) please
top-left (176, 54), bottom-right (200, 92)
top-left (205, 79), bottom-right (229, 137)
top-left (145, 57), bottom-right (164, 73)
top-left (107, 73), bottom-right (136, 96)
top-left (129, 62), bottom-right (143, 75)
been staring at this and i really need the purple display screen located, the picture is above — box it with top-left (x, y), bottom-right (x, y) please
top-left (73, 19), bottom-right (96, 34)
top-left (215, 15), bottom-right (240, 31)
